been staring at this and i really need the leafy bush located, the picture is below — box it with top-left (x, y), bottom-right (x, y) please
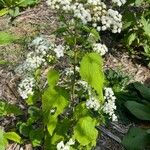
top-left (122, 82), bottom-right (150, 150)
top-left (122, 0), bottom-right (150, 65)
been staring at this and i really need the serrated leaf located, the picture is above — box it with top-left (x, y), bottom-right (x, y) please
top-left (133, 82), bottom-right (150, 101)
top-left (125, 101), bottom-right (150, 120)
top-left (73, 116), bottom-right (98, 146)
top-left (122, 127), bottom-right (150, 150)
top-left (4, 132), bottom-right (21, 144)
top-left (80, 53), bottom-right (104, 100)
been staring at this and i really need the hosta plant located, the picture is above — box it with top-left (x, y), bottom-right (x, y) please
top-left (122, 82), bottom-right (150, 150)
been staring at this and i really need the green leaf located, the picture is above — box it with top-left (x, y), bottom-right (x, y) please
top-left (74, 102), bottom-right (91, 120)
top-left (141, 17), bottom-right (150, 37)
top-left (90, 29), bottom-right (100, 41)
top-left (0, 101), bottom-right (23, 117)
top-left (133, 82), bottom-right (150, 101)
top-left (0, 60), bottom-right (10, 65)
top-left (47, 69), bottom-right (59, 87)
top-left (127, 33), bottom-right (136, 46)
top-left (0, 129), bottom-right (8, 150)
top-left (80, 53), bottom-right (104, 100)
top-left (18, 0), bottom-right (38, 7)
top-left (4, 132), bottom-right (21, 144)
top-left (0, 32), bottom-right (18, 44)
top-left (42, 87), bottom-right (69, 135)
top-left (0, 8), bottom-right (9, 16)
top-left (125, 101), bottom-right (150, 120)
top-left (73, 116), bottom-right (98, 146)
top-left (18, 122), bottom-right (31, 137)
top-left (122, 127), bottom-right (150, 150)
top-left (29, 128), bottom-right (44, 147)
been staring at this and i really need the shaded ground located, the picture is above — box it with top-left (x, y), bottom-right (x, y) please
top-left (0, 1), bottom-right (150, 150)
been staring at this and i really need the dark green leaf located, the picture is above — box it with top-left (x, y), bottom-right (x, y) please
top-left (122, 127), bottom-right (150, 150)
top-left (125, 101), bottom-right (150, 120)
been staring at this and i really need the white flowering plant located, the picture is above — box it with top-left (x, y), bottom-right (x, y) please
top-left (0, 0), bottom-right (127, 149)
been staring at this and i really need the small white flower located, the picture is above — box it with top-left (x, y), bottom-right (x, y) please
top-left (103, 87), bottom-right (118, 121)
top-left (54, 45), bottom-right (65, 58)
top-left (67, 138), bottom-right (75, 145)
top-left (18, 77), bottom-right (35, 99)
top-left (86, 96), bottom-right (100, 111)
top-left (57, 139), bottom-right (75, 150)
top-left (93, 43), bottom-right (108, 56)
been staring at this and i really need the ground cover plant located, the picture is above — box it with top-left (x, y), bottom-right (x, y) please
top-left (0, 0), bottom-right (39, 17)
top-left (0, 0), bottom-right (150, 150)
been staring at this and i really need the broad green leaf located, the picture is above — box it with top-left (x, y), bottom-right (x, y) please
top-left (42, 87), bottom-right (69, 135)
top-left (73, 116), bottom-right (98, 146)
top-left (0, 101), bottom-right (23, 117)
top-left (122, 127), bottom-right (150, 150)
top-left (133, 82), bottom-right (150, 101)
top-left (0, 129), bottom-right (8, 150)
top-left (125, 101), bottom-right (150, 120)
top-left (4, 132), bottom-right (21, 144)
top-left (47, 114), bottom-right (58, 136)
top-left (0, 32), bottom-right (17, 45)
top-left (47, 69), bottom-right (59, 87)
top-left (51, 119), bottom-right (71, 145)
top-left (80, 53), bottom-right (104, 100)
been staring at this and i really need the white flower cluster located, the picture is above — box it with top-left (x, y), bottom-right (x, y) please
top-left (54, 45), bottom-right (65, 58)
top-left (57, 139), bottom-right (75, 150)
top-left (18, 77), bottom-right (35, 99)
top-left (86, 96), bottom-right (100, 111)
top-left (15, 37), bottom-right (50, 75)
top-left (64, 66), bottom-right (79, 76)
top-left (16, 37), bottom-right (67, 99)
top-left (112, 0), bottom-right (126, 7)
top-left (103, 87), bottom-right (118, 121)
top-left (93, 43), bottom-right (108, 56)
top-left (47, 0), bottom-right (126, 33)
top-left (101, 9), bottom-right (122, 33)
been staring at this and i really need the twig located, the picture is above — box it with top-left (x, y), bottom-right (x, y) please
top-left (97, 126), bottom-right (122, 144)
